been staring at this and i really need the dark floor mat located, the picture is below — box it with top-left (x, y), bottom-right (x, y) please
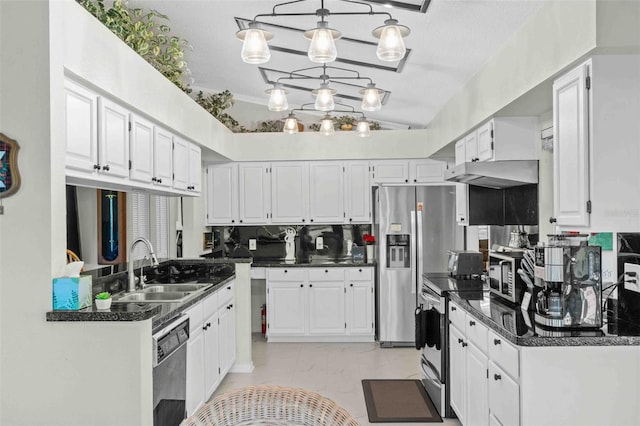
top-left (361, 379), bottom-right (443, 423)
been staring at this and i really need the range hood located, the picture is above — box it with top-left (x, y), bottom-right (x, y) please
top-left (445, 160), bottom-right (538, 189)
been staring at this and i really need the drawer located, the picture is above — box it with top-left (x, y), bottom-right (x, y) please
top-left (308, 268), bottom-right (345, 282)
top-left (488, 329), bottom-right (519, 379)
top-left (268, 268), bottom-right (306, 282)
top-left (346, 267), bottom-right (374, 281)
top-left (184, 301), bottom-right (203, 334)
top-left (488, 361), bottom-right (520, 426)
top-left (448, 301), bottom-right (466, 331)
top-left (218, 280), bottom-right (235, 308)
top-left (465, 314), bottom-right (488, 354)
top-left (203, 291), bottom-right (219, 319)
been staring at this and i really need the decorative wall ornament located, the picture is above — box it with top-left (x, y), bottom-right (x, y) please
top-left (0, 133), bottom-right (21, 200)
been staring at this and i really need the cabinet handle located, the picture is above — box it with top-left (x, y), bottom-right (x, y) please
top-left (310, 219), bottom-right (314, 222)
top-left (494, 338), bottom-right (501, 345)
top-left (240, 220), bottom-right (243, 223)
top-left (469, 320), bottom-right (476, 326)
top-left (359, 269), bottom-right (362, 272)
top-left (102, 165), bottom-right (110, 171)
top-left (202, 325), bottom-right (208, 331)
top-left (152, 177), bottom-right (157, 182)
top-left (157, 178), bottom-right (162, 183)
top-left (414, 179), bottom-right (417, 183)
top-left (350, 283), bottom-right (353, 287)
top-left (309, 284), bottom-right (313, 287)
top-left (284, 270), bottom-right (288, 273)
top-left (349, 218), bottom-right (353, 222)
top-left (302, 219), bottom-right (305, 222)
top-left (494, 374), bottom-right (502, 381)
top-left (325, 269), bottom-right (328, 273)
top-left (227, 286), bottom-right (231, 290)
top-left (300, 284), bottom-right (303, 288)
top-left (229, 304), bottom-right (233, 308)
top-left (231, 220), bottom-right (235, 223)
top-left (405, 179), bottom-right (408, 183)
top-left (458, 338), bottom-right (463, 344)
top-left (451, 306), bottom-right (457, 311)
top-left (462, 342), bottom-right (468, 347)
top-left (549, 217), bottom-right (557, 224)
top-left (93, 164), bottom-right (101, 170)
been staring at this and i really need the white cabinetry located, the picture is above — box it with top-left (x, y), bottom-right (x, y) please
top-left (64, 79), bottom-right (99, 173)
top-left (409, 159), bottom-right (445, 183)
top-left (129, 114), bottom-right (154, 184)
top-left (344, 161), bottom-right (371, 223)
top-left (172, 136), bottom-right (189, 191)
top-left (271, 163), bottom-right (309, 224)
top-left (266, 267), bottom-right (374, 342)
top-left (308, 162), bottom-right (345, 224)
top-left (97, 97), bottom-right (130, 179)
top-left (238, 163), bottom-right (271, 224)
top-left (152, 126), bottom-right (173, 188)
top-left (370, 160), bottom-right (409, 184)
top-left (205, 163), bottom-right (238, 225)
top-left (464, 133), bottom-right (478, 163)
top-left (187, 142), bottom-right (202, 192)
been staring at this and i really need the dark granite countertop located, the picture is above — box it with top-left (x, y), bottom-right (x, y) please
top-left (251, 258), bottom-right (376, 268)
top-left (448, 291), bottom-right (640, 347)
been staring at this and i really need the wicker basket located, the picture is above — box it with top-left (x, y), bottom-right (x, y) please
top-left (181, 385), bottom-right (360, 426)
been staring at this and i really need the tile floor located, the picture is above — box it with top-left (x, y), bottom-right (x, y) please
top-left (213, 334), bottom-right (461, 425)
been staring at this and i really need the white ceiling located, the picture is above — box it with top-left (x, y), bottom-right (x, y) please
top-left (128, 0), bottom-right (545, 129)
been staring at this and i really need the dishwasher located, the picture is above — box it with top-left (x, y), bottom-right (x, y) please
top-left (152, 315), bottom-right (189, 426)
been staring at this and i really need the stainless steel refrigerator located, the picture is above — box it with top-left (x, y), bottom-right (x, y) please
top-left (375, 186), bottom-right (463, 346)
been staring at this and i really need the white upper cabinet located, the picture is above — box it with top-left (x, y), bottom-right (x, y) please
top-left (308, 161), bottom-right (345, 224)
top-left (458, 117), bottom-right (538, 163)
top-left (187, 143), bottom-right (202, 193)
top-left (206, 163), bottom-right (238, 225)
top-left (98, 97), bottom-right (130, 179)
top-left (173, 136), bottom-right (189, 191)
top-left (238, 163), bottom-right (271, 224)
top-left (553, 60), bottom-right (590, 227)
top-left (370, 160), bottom-right (409, 184)
top-left (344, 161), bottom-right (371, 224)
top-left (129, 114), bottom-right (154, 184)
top-left (64, 79), bottom-right (99, 173)
top-left (464, 132), bottom-right (478, 163)
top-left (271, 163), bottom-right (309, 224)
top-left (153, 126), bottom-right (173, 188)
top-left (476, 121), bottom-right (493, 162)
top-left (409, 159), bottom-right (445, 183)
top-left (454, 139), bottom-right (466, 166)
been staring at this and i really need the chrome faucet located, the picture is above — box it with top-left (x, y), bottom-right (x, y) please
top-left (128, 237), bottom-right (159, 292)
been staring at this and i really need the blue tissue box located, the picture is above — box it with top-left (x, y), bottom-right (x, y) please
top-left (352, 246), bottom-right (365, 264)
top-left (52, 276), bottom-right (92, 310)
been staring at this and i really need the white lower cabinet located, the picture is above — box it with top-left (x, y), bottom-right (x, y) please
top-left (185, 280), bottom-right (236, 416)
top-left (266, 267), bottom-right (374, 342)
top-left (466, 343), bottom-right (489, 425)
top-left (488, 361), bottom-right (519, 426)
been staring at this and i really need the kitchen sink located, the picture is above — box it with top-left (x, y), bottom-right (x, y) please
top-left (112, 291), bottom-right (193, 303)
top-left (142, 284), bottom-right (213, 293)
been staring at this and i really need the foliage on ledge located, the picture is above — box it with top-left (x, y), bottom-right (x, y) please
top-left (194, 90), bottom-right (244, 131)
top-left (309, 115), bottom-right (381, 132)
top-left (77, 0), bottom-right (193, 93)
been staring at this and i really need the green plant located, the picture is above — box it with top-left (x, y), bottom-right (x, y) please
top-left (194, 90), bottom-right (244, 131)
top-left (76, 0), bottom-right (192, 93)
top-left (95, 292), bottom-right (111, 300)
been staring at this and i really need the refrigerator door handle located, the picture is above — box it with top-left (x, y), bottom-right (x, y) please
top-left (410, 210), bottom-right (417, 295)
top-left (417, 209), bottom-right (424, 296)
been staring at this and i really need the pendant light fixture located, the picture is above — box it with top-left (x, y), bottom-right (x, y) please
top-left (266, 84), bottom-right (289, 111)
top-left (372, 19), bottom-right (410, 62)
top-left (283, 113), bottom-right (299, 134)
top-left (356, 118), bottom-right (371, 138)
top-left (304, 19), bottom-right (341, 64)
top-left (319, 114), bottom-right (335, 136)
top-left (360, 83), bottom-right (384, 111)
top-left (312, 82), bottom-right (336, 112)
top-left (236, 22), bottom-right (273, 64)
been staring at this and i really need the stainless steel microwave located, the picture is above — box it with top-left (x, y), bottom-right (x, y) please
top-left (488, 252), bottom-right (525, 304)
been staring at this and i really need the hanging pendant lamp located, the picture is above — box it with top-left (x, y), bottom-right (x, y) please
top-left (356, 118), bottom-right (371, 138)
top-left (312, 82), bottom-right (336, 112)
top-left (236, 22), bottom-right (273, 64)
top-left (372, 19), bottom-right (410, 62)
top-left (359, 83), bottom-right (384, 111)
top-left (304, 21), bottom-right (341, 64)
top-left (319, 114), bottom-right (335, 136)
top-left (283, 113), bottom-right (299, 134)
top-left (266, 84), bottom-right (289, 111)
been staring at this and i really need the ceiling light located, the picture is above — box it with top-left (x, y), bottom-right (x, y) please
top-left (356, 118), bottom-right (371, 138)
top-left (266, 84), bottom-right (289, 111)
top-left (283, 113), bottom-right (299, 134)
top-left (236, 22), bottom-right (273, 64)
top-left (372, 19), bottom-right (410, 61)
top-left (304, 21), bottom-right (341, 64)
top-left (360, 83), bottom-right (384, 111)
top-left (320, 114), bottom-right (335, 136)
top-left (312, 82), bottom-right (336, 112)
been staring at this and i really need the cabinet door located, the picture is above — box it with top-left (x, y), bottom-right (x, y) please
top-left (308, 281), bottom-right (346, 335)
top-left (98, 97), bottom-right (130, 179)
top-left (153, 126), bottom-right (173, 188)
top-left (218, 302), bottom-right (235, 376)
top-left (188, 143), bottom-right (202, 192)
top-left (239, 163), bottom-right (271, 224)
top-left (271, 163), bottom-right (308, 224)
top-left (371, 160), bottom-right (409, 184)
top-left (346, 280), bottom-right (373, 335)
top-left (309, 162), bottom-right (345, 224)
top-left (267, 282), bottom-right (306, 335)
top-left (476, 121), bottom-right (494, 162)
top-left (173, 137), bottom-right (189, 191)
top-left (64, 80), bottom-right (99, 173)
top-left (410, 160), bottom-right (445, 183)
top-left (488, 361), bottom-right (519, 426)
top-left (454, 139), bottom-right (466, 166)
top-left (204, 311), bottom-right (220, 398)
top-left (449, 325), bottom-right (466, 423)
top-left (205, 164), bottom-right (238, 225)
top-left (553, 61), bottom-right (590, 227)
top-left (466, 343), bottom-right (489, 426)
top-left (456, 183), bottom-right (468, 225)
top-left (129, 114), bottom-right (154, 184)
top-left (345, 161), bottom-right (371, 223)
top-left (464, 132), bottom-right (478, 163)
top-left (186, 328), bottom-right (205, 416)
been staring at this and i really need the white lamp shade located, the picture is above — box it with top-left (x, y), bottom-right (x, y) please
top-left (241, 28), bottom-right (271, 64)
top-left (376, 24), bottom-right (406, 62)
top-left (314, 87), bottom-right (335, 111)
top-left (283, 115), bottom-right (299, 134)
top-left (356, 120), bottom-right (371, 137)
top-left (361, 87), bottom-right (382, 111)
top-left (320, 116), bottom-right (335, 136)
top-left (267, 88), bottom-right (289, 111)
top-left (308, 27), bottom-right (338, 63)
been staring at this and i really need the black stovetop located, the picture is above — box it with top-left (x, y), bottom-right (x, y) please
top-left (423, 272), bottom-right (486, 298)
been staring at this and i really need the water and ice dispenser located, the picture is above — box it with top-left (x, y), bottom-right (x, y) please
top-left (386, 235), bottom-right (410, 268)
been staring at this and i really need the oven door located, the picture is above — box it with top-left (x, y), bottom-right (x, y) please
top-left (419, 289), bottom-right (447, 416)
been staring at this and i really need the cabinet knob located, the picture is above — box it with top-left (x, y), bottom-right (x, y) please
top-left (93, 164), bottom-right (101, 170)
top-left (469, 320), bottom-right (476, 326)
top-left (325, 269), bottom-right (328, 273)
top-left (152, 177), bottom-right (157, 182)
top-left (309, 284), bottom-right (313, 287)
top-left (494, 374), bottom-right (502, 381)
top-left (284, 270), bottom-right (288, 273)
top-left (102, 165), bottom-right (110, 171)
top-left (227, 286), bottom-right (231, 290)
top-left (359, 269), bottom-right (362, 272)
top-left (302, 219), bottom-right (305, 222)
top-left (310, 219), bottom-right (314, 222)
top-left (300, 284), bottom-right (303, 287)
top-left (451, 306), bottom-right (457, 311)
top-left (157, 178), bottom-right (161, 183)
top-left (239, 220), bottom-right (243, 223)
top-left (462, 342), bottom-right (468, 347)
top-left (231, 220), bottom-right (235, 223)
top-left (202, 325), bottom-right (208, 331)
top-left (405, 179), bottom-right (408, 183)
top-left (494, 338), bottom-right (501, 345)
top-left (349, 218), bottom-right (353, 222)
top-left (414, 179), bottom-right (417, 183)
top-left (549, 217), bottom-right (557, 224)
top-left (350, 283), bottom-right (353, 287)
top-left (458, 338), bottom-right (463, 344)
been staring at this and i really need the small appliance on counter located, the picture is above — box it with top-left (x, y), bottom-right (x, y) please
top-left (487, 245), bottom-right (527, 305)
top-left (447, 250), bottom-right (483, 277)
top-left (533, 234), bottom-right (602, 329)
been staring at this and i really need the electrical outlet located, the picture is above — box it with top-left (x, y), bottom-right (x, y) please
top-left (316, 236), bottom-right (324, 250)
top-left (624, 263), bottom-right (640, 293)
top-left (249, 239), bottom-right (257, 251)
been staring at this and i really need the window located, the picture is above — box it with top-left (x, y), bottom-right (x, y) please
top-left (130, 192), bottom-right (171, 261)
top-left (130, 192), bottom-right (150, 261)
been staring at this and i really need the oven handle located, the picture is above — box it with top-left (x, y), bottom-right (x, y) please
top-left (499, 260), bottom-right (508, 289)
top-left (421, 291), bottom-right (442, 309)
top-left (421, 357), bottom-right (442, 384)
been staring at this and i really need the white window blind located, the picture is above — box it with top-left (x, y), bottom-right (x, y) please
top-left (154, 195), bottom-right (170, 259)
top-left (131, 192), bottom-right (150, 261)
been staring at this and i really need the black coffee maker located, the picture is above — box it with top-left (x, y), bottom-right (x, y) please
top-left (533, 235), bottom-right (602, 329)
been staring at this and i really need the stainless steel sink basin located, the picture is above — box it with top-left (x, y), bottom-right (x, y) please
top-left (143, 284), bottom-right (213, 293)
top-left (112, 291), bottom-right (193, 303)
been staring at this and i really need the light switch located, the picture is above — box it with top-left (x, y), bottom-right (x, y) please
top-left (249, 239), bottom-right (257, 251)
top-left (316, 236), bottom-right (324, 250)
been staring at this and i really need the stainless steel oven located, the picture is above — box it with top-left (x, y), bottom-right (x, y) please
top-left (152, 315), bottom-right (189, 426)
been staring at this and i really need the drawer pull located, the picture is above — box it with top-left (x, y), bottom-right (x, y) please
top-left (451, 306), bottom-right (457, 311)
top-left (227, 286), bottom-right (231, 290)
top-left (284, 270), bottom-right (288, 273)
top-left (325, 269), bottom-right (328, 273)
top-left (494, 338), bottom-right (501, 345)
top-left (469, 320), bottom-right (476, 326)
top-left (309, 284), bottom-right (313, 287)
top-left (462, 342), bottom-right (468, 347)
top-left (350, 283), bottom-right (353, 287)
top-left (458, 338), bottom-right (463, 344)
top-left (359, 268), bottom-right (362, 272)
top-left (494, 374), bottom-right (502, 381)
